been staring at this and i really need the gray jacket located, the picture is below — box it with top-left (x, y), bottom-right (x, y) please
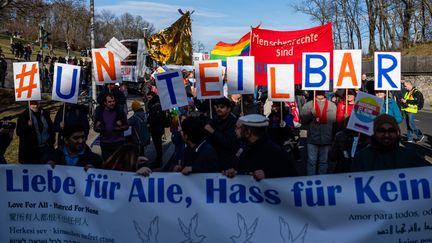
top-left (301, 99), bottom-right (336, 145)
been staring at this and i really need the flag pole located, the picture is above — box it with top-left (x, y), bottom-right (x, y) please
top-left (28, 101), bottom-right (32, 123)
top-left (345, 89), bottom-right (348, 114)
top-left (240, 96), bottom-right (244, 116)
top-left (62, 102), bottom-right (66, 126)
top-left (386, 91), bottom-right (389, 114)
top-left (209, 99), bottom-right (213, 119)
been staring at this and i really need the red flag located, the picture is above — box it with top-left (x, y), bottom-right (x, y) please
top-left (250, 23), bottom-right (333, 85)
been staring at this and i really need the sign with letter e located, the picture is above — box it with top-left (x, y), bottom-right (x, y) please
top-left (195, 60), bottom-right (223, 99)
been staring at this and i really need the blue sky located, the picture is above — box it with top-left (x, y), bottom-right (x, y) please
top-left (95, 0), bottom-right (315, 52)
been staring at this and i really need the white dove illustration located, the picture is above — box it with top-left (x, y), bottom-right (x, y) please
top-left (133, 217), bottom-right (159, 243)
top-left (230, 213), bottom-right (258, 243)
top-left (178, 214), bottom-right (206, 243)
top-left (279, 217), bottom-right (308, 243)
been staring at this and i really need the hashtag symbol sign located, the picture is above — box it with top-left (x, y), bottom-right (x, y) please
top-left (15, 63), bottom-right (38, 98)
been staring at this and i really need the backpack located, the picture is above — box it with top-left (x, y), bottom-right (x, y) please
top-left (415, 89), bottom-right (424, 110)
top-left (133, 115), bottom-right (150, 146)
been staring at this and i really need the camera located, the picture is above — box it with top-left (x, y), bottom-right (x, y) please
top-left (0, 121), bottom-right (16, 130)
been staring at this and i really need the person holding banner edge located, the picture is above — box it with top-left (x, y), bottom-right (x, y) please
top-left (223, 114), bottom-right (298, 181)
top-left (174, 116), bottom-right (219, 175)
top-left (352, 114), bottom-right (428, 171)
top-left (204, 97), bottom-right (239, 171)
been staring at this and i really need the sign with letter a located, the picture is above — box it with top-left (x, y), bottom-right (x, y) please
top-left (92, 48), bottom-right (122, 85)
top-left (333, 50), bottom-right (362, 89)
top-left (13, 62), bottom-right (41, 101)
top-left (52, 63), bottom-right (81, 103)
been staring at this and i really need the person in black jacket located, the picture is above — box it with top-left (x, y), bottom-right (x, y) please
top-left (174, 116), bottom-right (219, 174)
top-left (53, 103), bottom-right (89, 147)
top-left (146, 92), bottom-right (165, 168)
top-left (204, 97), bottom-right (239, 170)
top-left (97, 83), bottom-right (126, 111)
top-left (16, 101), bottom-right (55, 164)
top-left (46, 125), bottom-right (102, 169)
top-left (224, 114), bottom-right (298, 181)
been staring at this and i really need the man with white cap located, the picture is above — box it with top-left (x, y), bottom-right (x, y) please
top-left (223, 114), bottom-right (298, 181)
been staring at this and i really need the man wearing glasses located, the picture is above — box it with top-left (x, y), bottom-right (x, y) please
top-left (351, 114), bottom-right (428, 171)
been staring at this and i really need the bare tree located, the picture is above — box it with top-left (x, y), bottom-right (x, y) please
top-left (193, 41), bottom-right (205, 53)
top-left (365, 0), bottom-right (378, 53)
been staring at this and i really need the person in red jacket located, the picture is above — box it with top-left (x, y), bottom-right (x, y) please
top-left (336, 89), bottom-right (356, 126)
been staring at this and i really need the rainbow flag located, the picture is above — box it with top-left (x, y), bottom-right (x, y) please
top-left (210, 24), bottom-right (260, 64)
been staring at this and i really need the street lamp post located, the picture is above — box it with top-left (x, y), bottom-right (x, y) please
top-left (90, 0), bottom-right (96, 104)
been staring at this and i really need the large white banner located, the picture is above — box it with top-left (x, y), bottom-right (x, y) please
top-left (155, 70), bottom-right (189, 110)
top-left (2, 165), bottom-right (431, 242)
top-left (52, 63), bottom-right (81, 103)
top-left (227, 56), bottom-right (255, 95)
top-left (13, 62), bottom-right (41, 101)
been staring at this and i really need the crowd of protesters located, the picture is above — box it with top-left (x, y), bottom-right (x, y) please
top-left (0, 68), bottom-right (430, 180)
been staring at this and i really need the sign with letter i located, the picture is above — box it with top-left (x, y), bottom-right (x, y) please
top-left (13, 62), bottom-right (41, 101)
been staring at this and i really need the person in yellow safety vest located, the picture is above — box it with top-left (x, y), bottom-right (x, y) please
top-left (400, 80), bottom-right (424, 143)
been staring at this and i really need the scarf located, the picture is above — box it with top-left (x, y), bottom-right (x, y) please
top-left (314, 99), bottom-right (329, 124)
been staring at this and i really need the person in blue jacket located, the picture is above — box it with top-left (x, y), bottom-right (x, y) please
top-left (375, 90), bottom-right (403, 124)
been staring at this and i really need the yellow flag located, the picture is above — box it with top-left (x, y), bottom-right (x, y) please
top-left (146, 11), bottom-right (192, 65)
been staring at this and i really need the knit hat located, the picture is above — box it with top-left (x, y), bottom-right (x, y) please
top-left (373, 114), bottom-right (400, 134)
top-left (131, 100), bottom-right (142, 111)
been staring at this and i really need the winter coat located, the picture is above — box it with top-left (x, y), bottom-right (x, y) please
top-left (46, 145), bottom-right (102, 168)
top-left (147, 96), bottom-right (165, 136)
top-left (206, 114), bottom-right (239, 170)
top-left (128, 109), bottom-right (150, 146)
top-left (352, 142), bottom-right (428, 172)
top-left (235, 137), bottom-right (298, 178)
top-left (183, 140), bottom-right (220, 173)
top-left (16, 109), bottom-right (55, 164)
top-left (300, 99), bottom-right (337, 145)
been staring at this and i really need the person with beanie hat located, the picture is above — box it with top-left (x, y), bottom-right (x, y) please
top-left (352, 114), bottom-right (429, 172)
top-left (128, 100), bottom-right (150, 156)
top-left (131, 100), bottom-right (142, 112)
